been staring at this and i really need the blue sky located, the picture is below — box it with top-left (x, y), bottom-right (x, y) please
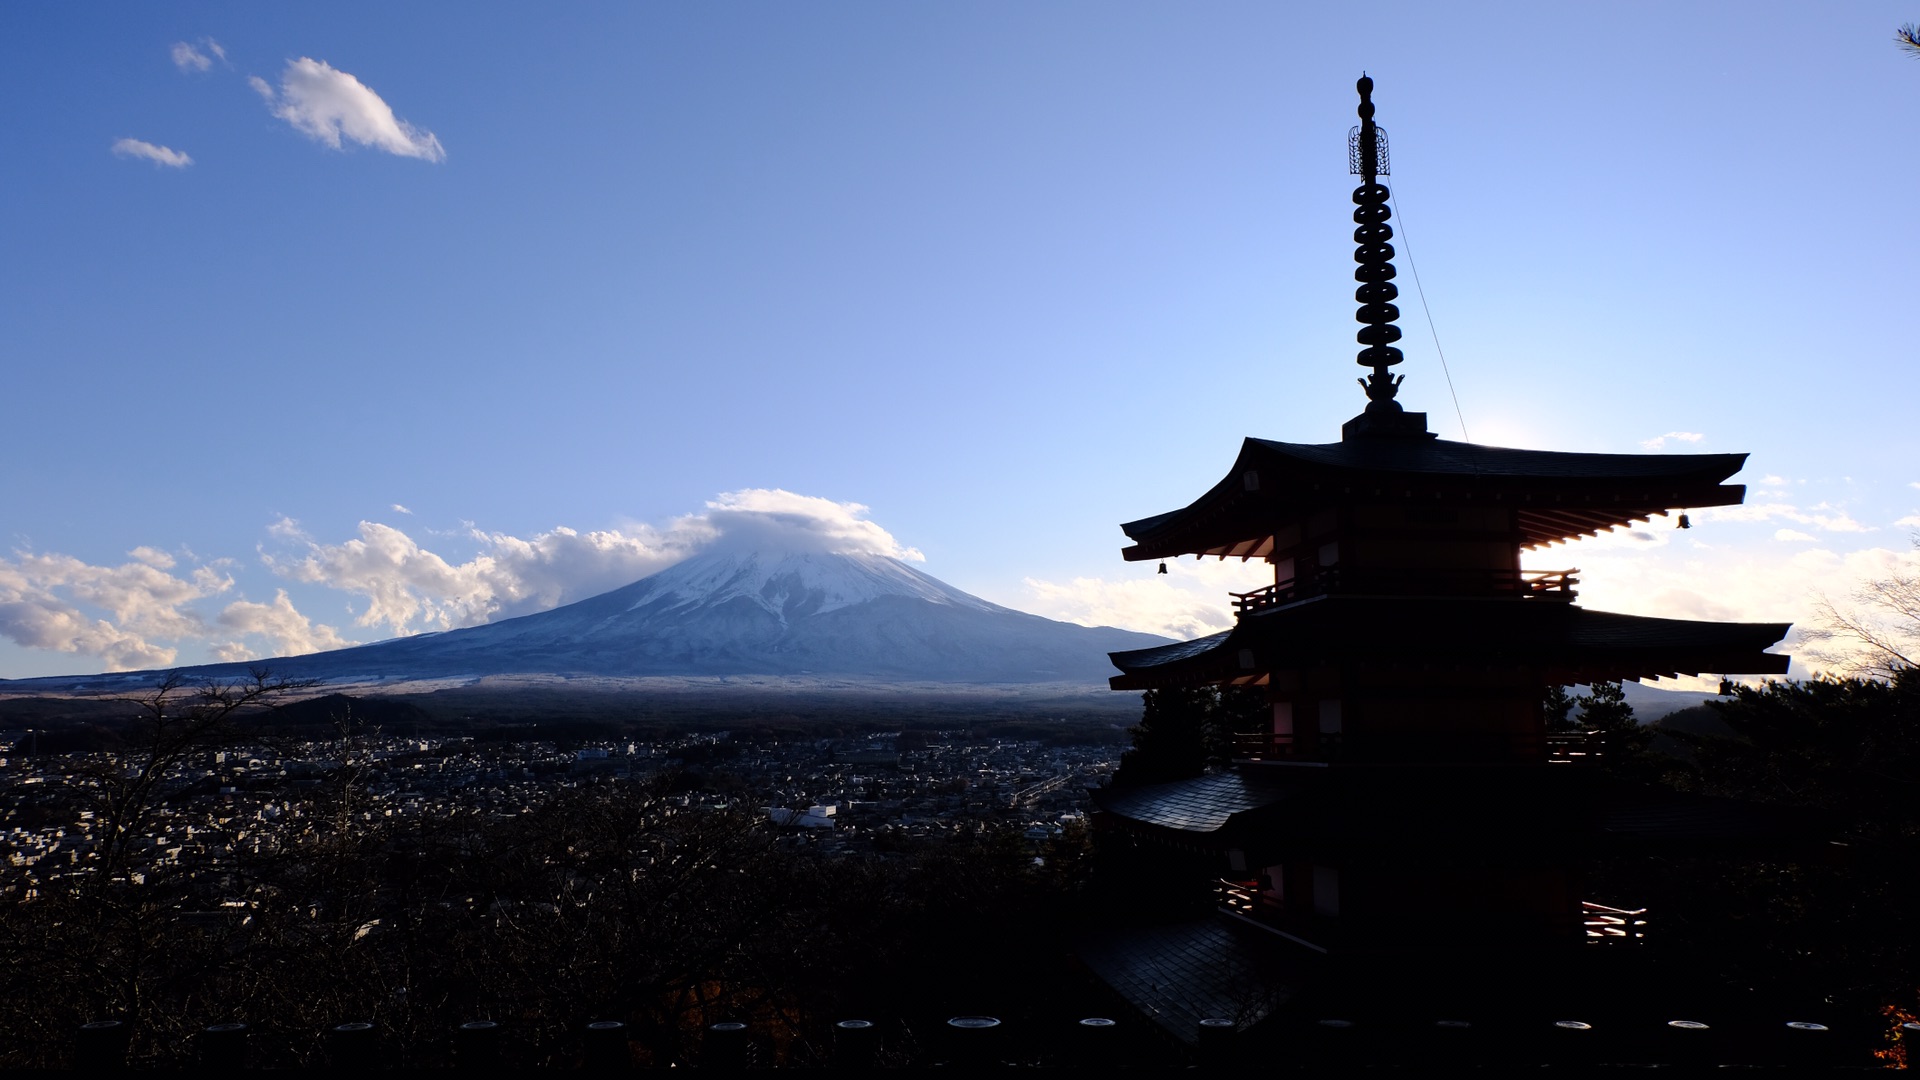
top-left (4, 3), bottom-right (1918, 680)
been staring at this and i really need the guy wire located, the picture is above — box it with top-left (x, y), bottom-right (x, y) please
top-left (1387, 188), bottom-right (1469, 442)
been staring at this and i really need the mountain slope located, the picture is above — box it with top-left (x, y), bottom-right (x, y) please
top-left (99, 550), bottom-right (1171, 686)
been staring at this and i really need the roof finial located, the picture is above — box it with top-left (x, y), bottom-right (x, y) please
top-left (1349, 75), bottom-right (1404, 416)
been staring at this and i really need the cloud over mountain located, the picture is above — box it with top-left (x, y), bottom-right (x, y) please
top-left (262, 489), bottom-right (923, 639)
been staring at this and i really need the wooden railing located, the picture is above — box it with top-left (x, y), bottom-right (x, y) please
top-left (1582, 901), bottom-right (1649, 942)
top-left (1231, 568), bottom-right (1579, 616)
top-left (1217, 880), bottom-right (1647, 947)
top-left (1230, 729), bottom-right (1606, 765)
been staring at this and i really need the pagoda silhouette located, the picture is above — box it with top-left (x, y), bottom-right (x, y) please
top-left (1079, 77), bottom-right (1808, 1061)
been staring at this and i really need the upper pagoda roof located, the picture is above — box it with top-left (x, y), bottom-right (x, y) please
top-left (1121, 436), bottom-right (1750, 560)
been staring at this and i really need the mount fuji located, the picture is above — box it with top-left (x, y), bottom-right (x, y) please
top-left (47, 550), bottom-right (1172, 688)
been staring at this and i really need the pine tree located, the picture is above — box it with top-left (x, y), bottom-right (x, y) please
top-left (1575, 680), bottom-right (1635, 732)
top-left (1542, 684), bottom-right (1577, 730)
top-left (1111, 686), bottom-right (1214, 788)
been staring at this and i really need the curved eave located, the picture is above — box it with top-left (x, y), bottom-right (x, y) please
top-left (1108, 599), bottom-right (1791, 690)
top-left (1119, 438), bottom-right (1752, 560)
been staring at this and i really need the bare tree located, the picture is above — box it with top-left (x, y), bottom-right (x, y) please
top-left (1898, 23), bottom-right (1920, 59)
top-left (79, 668), bottom-right (317, 878)
top-left (1803, 543), bottom-right (1920, 678)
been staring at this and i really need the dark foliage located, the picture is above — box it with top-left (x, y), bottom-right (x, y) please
top-left (1542, 684), bottom-right (1576, 730)
top-left (0, 678), bottom-right (1102, 1067)
top-left (1632, 672), bottom-right (1920, 1015)
top-left (1110, 684), bottom-right (1266, 788)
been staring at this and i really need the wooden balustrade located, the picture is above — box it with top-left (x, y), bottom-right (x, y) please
top-left (1231, 568), bottom-right (1579, 617)
top-left (1230, 729), bottom-right (1606, 765)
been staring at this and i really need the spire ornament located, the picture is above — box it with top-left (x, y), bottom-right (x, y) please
top-left (1340, 75), bottom-right (1431, 440)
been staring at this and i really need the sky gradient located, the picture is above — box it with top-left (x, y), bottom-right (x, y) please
top-left (5, 3), bottom-right (1918, 681)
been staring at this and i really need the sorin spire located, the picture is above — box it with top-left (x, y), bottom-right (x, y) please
top-left (1349, 75), bottom-right (1405, 415)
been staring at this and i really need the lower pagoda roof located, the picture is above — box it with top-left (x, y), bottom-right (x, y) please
top-left (1108, 596), bottom-right (1789, 690)
top-left (1120, 436), bottom-right (1751, 558)
top-left (1091, 767), bottom-right (1820, 857)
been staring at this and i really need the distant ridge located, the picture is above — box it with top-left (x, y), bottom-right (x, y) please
top-left (8, 550), bottom-right (1171, 690)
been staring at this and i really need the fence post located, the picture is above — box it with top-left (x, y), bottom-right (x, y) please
top-left (583, 1020), bottom-right (629, 1070)
top-left (833, 1020), bottom-right (879, 1068)
top-left (327, 1022), bottom-right (378, 1068)
top-left (1196, 1017), bottom-right (1237, 1067)
top-left (453, 1020), bottom-right (501, 1069)
top-left (197, 1022), bottom-right (249, 1069)
top-left (704, 1021), bottom-right (749, 1068)
top-left (945, 1016), bottom-right (1003, 1067)
top-left (75, 1020), bottom-right (131, 1071)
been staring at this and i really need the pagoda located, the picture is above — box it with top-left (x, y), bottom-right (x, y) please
top-left (1079, 77), bottom-right (1799, 1052)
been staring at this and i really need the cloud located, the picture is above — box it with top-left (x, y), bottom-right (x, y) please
top-left (1700, 501), bottom-right (1876, 533)
top-left (1774, 529), bottom-right (1817, 542)
top-left (0, 550), bottom-right (238, 671)
top-left (171, 40), bottom-right (215, 73)
top-left (218, 590), bottom-right (352, 657)
top-left (1014, 558), bottom-right (1271, 640)
top-left (391, 504), bottom-right (412, 515)
top-left (251, 58), bottom-right (445, 162)
top-left (698, 489), bottom-right (925, 561)
top-left (263, 489), bottom-right (926, 636)
top-left (128, 546), bottom-right (177, 569)
top-left (0, 543), bottom-right (355, 672)
top-left (1640, 431), bottom-right (1706, 451)
top-left (112, 138), bottom-right (192, 168)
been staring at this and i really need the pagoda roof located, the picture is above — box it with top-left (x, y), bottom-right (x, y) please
top-left (1121, 436), bottom-right (1750, 559)
top-left (1092, 767), bottom-right (1819, 856)
top-left (1108, 596), bottom-right (1789, 690)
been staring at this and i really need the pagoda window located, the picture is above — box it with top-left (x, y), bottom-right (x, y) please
top-left (1317, 541), bottom-right (1340, 567)
top-left (1273, 556), bottom-right (1296, 588)
top-left (1260, 864), bottom-right (1285, 903)
top-left (1312, 866), bottom-right (1342, 916)
top-left (1317, 699), bottom-right (1343, 735)
top-left (1272, 701), bottom-right (1294, 737)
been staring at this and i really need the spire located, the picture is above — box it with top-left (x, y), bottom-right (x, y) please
top-left (1341, 75), bottom-right (1431, 440)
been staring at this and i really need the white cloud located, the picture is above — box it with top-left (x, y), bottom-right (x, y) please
top-left (171, 41), bottom-right (213, 73)
top-left (261, 489), bottom-right (917, 637)
top-left (112, 138), bottom-right (192, 168)
top-left (1774, 529), bottom-right (1817, 542)
top-left (218, 590), bottom-right (352, 657)
top-left (1014, 557), bottom-right (1271, 640)
top-left (1896, 515), bottom-right (1920, 529)
top-left (1640, 431), bottom-right (1705, 451)
top-left (698, 489), bottom-right (925, 562)
top-left (0, 550), bottom-right (237, 671)
top-left (1699, 501), bottom-right (1875, 533)
top-left (128, 546), bottom-right (177, 569)
top-left (251, 58), bottom-right (445, 162)
top-left (391, 503), bottom-right (412, 515)
top-left (0, 544), bottom-right (354, 672)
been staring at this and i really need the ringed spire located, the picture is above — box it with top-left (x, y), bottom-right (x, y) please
top-left (1350, 74), bottom-right (1405, 415)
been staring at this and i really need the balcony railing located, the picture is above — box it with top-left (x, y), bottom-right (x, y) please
top-left (1230, 729), bottom-right (1607, 765)
top-left (1231, 568), bottom-right (1579, 616)
top-left (1216, 879), bottom-right (1648, 947)
top-left (1582, 901), bottom-right (1649, 943)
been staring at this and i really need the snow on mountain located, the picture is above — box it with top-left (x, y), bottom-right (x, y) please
top-left (628, 550), bottom-right (1007, 623)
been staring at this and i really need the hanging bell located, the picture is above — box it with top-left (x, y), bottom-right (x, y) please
top-left (1157, 562), bottom-right (1169, 575)
top-left (1677, 513), bottom-right (1692, 530)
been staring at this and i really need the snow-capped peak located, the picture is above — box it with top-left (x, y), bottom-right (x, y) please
top-left (631, 549), bottom-right (1007, 623)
